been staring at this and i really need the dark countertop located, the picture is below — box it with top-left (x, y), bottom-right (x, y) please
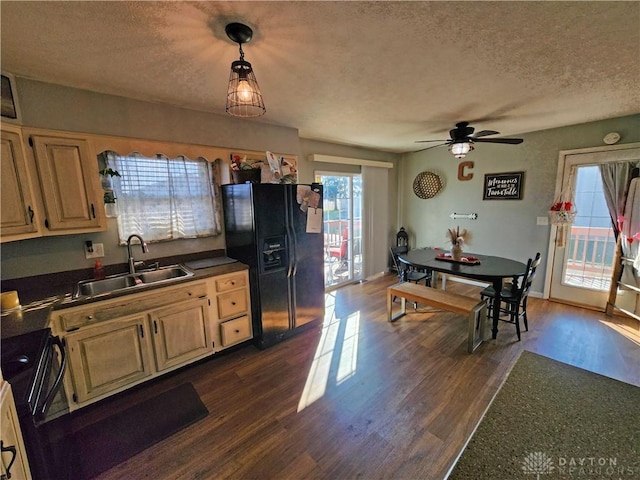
top-left (1, 260), bottom-right (248, 340)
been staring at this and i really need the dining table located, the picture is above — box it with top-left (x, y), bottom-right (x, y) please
top-left (398, 248), bottom-right (528, 339)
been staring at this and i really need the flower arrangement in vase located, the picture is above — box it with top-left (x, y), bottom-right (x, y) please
top-left (447, 226), bottom-right (470, 261)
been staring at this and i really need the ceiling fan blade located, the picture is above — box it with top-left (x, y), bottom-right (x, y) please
top-left (413, 143), bottom-right (448, 152)
top-left (415, 139), bottom-right (449, 143)
top-left (473, 137), bottom-right (523, 145)
top-left (473, 130), bottom-right (499, 138)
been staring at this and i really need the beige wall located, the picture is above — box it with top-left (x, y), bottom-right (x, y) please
top-left (400, 114), bottom-right (640, 294)
top-left (1, 78), bottom-right (400, 280)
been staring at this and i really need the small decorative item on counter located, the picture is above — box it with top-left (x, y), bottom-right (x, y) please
top-left (447, 226), bottom-right (470, 261)
top-left (1, 290), bottom-right (20, 311)
top-left (93, 259), bottom-right (106, 280)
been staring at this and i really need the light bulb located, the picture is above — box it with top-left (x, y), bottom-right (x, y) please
top-left (236, 79), bottom-right (254, 103)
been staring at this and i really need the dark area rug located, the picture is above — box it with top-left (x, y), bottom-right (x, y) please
top-left (69, 382), bottom-right (208, 479)
top-left (448, 351), bottom-right (640, 479)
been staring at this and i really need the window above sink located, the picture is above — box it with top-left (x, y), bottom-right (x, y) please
top-left (100, 151), bottom-right (223, 244)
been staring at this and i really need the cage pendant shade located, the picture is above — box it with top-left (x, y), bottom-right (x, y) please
top-left (226, 59), bottom-right (265, 117)
top-left (224, 22), bottom-right (265, 118)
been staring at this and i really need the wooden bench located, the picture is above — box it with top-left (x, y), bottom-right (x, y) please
top-left (387, 282), bottom-right (488, 353)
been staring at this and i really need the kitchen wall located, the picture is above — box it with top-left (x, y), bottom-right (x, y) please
top-left (1, 77), bottom-right (400, 280)
top-left (400, 114), bottom-right (640, 295)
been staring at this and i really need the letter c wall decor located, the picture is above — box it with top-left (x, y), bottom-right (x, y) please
top-left (457, 161), bottom-right (474, 181)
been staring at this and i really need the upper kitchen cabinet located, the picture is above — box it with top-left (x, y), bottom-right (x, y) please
top-left (0, 125), bottom-right (41, 240)
top-left (26, 129), bottom-right (106, 234)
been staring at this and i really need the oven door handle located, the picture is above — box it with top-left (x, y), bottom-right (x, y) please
top-left (0, 440), bottom-right (17, 479)
top-left (36, 335), bottom-right (66, 420)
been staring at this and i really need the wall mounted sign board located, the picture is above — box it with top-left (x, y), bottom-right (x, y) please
top-left (483, 171), bottom-right (524, 200)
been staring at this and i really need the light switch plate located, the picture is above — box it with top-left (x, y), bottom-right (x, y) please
top-left (536, 216), bottom-right (549, 226)
top-left (85, 242), bottom-right (105, 259)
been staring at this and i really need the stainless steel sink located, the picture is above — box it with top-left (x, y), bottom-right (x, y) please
top-left (138, 265), bottom-right (191, 283)
top-left (73, 264), bottom-right (193, 299)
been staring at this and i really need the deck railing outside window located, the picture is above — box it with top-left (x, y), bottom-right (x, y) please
top-left (564, 226), bottom-right (615, 291)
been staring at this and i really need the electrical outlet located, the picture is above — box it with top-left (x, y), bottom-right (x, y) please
top-left (536, 216), bottom-right (549, 226)
top-left (85, 242), bottom-right (105, 259)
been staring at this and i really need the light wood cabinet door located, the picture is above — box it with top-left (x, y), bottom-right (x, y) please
top-left (1, 382), bottom-right (32, 480)
top-left (29, 134), bottom-right (104, 232)
top-left (0, 128), bottom-right (40, 240)
top-left (65, 314), bottom-right (154, 404)
top-left (149, 298), bottom-right (213, 371)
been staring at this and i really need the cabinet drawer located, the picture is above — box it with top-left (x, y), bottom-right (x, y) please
top-left (217, 290), bottom-right (248, 319)
top-left (220, 315), bottom-right (252, 346)
top-left (214, 273), bottom-right (247, 293)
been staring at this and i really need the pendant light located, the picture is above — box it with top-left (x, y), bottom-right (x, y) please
top-left (225, 22), bottom-right (266, 118)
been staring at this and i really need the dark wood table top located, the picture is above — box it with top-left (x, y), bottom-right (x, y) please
top-left (398, 248), bottom-right (528, 283)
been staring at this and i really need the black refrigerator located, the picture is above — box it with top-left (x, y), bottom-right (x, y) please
top-left (221, 183), bottom-right (325, 348)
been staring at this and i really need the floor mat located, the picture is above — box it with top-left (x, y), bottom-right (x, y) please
top-left (70, 383), bottom-right (208, 479)
top-left (447, 351), bottom-right (640, 479)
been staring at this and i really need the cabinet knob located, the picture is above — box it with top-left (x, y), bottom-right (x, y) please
top-left (86, 315), bottom-right (93, 320)
top-left (235, 329), bottom-right (240, 334)
top-left (231, 281), bottom-right (235, 285)
top-left (231, 301), bottom-right (236, 306)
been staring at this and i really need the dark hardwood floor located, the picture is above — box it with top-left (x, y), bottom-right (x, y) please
top-left (84, 274), bottom-right (639, 480)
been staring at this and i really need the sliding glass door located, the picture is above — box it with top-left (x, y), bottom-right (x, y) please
top-left (316, 173), bottom-right (362, 290)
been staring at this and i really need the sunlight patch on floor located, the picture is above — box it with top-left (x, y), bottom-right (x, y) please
top-left (598, 317), bottom-right (640, 347)
top-left (336, 312), bottom-right (359, 384)
top-left (297, 291), bottom-right (360, 412)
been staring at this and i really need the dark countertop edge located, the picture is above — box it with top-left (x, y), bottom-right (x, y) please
top-left (1, 261), bottom-right (248, 340)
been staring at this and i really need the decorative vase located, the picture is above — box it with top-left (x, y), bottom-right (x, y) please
top-left (451, 244), bottom-right (463, 261)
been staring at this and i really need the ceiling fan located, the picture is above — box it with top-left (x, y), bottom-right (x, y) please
top-left (416, 121), bottom-right (524, 158)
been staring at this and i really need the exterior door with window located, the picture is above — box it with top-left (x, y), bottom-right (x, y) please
top-left (548, 146), bottom-right (640, 309)
top-left (317, 173), bottom-right (362, 289)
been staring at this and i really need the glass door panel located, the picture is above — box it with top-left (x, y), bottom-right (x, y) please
top-left (316, 173), bottom-right (362, 290)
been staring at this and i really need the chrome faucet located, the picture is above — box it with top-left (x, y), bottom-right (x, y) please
top-left (126, 234), bottom-right (149, 274)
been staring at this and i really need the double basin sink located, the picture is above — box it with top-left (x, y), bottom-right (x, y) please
top-left (73, 265), bottom-right (194, 299)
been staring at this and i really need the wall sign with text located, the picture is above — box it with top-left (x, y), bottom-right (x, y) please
top-left (483, 171), bottom-right (524, 200)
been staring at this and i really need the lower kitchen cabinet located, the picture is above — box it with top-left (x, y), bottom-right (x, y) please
top-left (1, 381), bottom-right (32, 480)
top-left (50, 269), bottom-right (250, 411)
top-left (149, 298), bottom-right (213, 371)
top-left (65, 314), bottom-right (154, 404)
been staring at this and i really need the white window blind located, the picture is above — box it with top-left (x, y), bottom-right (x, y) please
top-left (105, 152), bottom-right (221, 243)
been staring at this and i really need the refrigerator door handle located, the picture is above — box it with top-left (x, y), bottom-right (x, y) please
top-left (285, 188), bottom-right (297, 277)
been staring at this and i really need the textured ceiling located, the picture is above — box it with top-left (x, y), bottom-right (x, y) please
top-left (1, 1), bottom-right (639, 153)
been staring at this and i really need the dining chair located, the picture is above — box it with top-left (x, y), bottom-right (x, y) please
top-left (390, 245), bottom-right (432, 309)
top-left (479, 252), bottom-right (542, 340)
top-left (390, 246), bottom-right (432, 286)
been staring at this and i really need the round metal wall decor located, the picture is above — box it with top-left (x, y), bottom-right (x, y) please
top-left (413, 171), bottom-right (444, 199)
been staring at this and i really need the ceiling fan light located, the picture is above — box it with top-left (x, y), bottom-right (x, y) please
top-left (449, 142), bottom-right (473, 158)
